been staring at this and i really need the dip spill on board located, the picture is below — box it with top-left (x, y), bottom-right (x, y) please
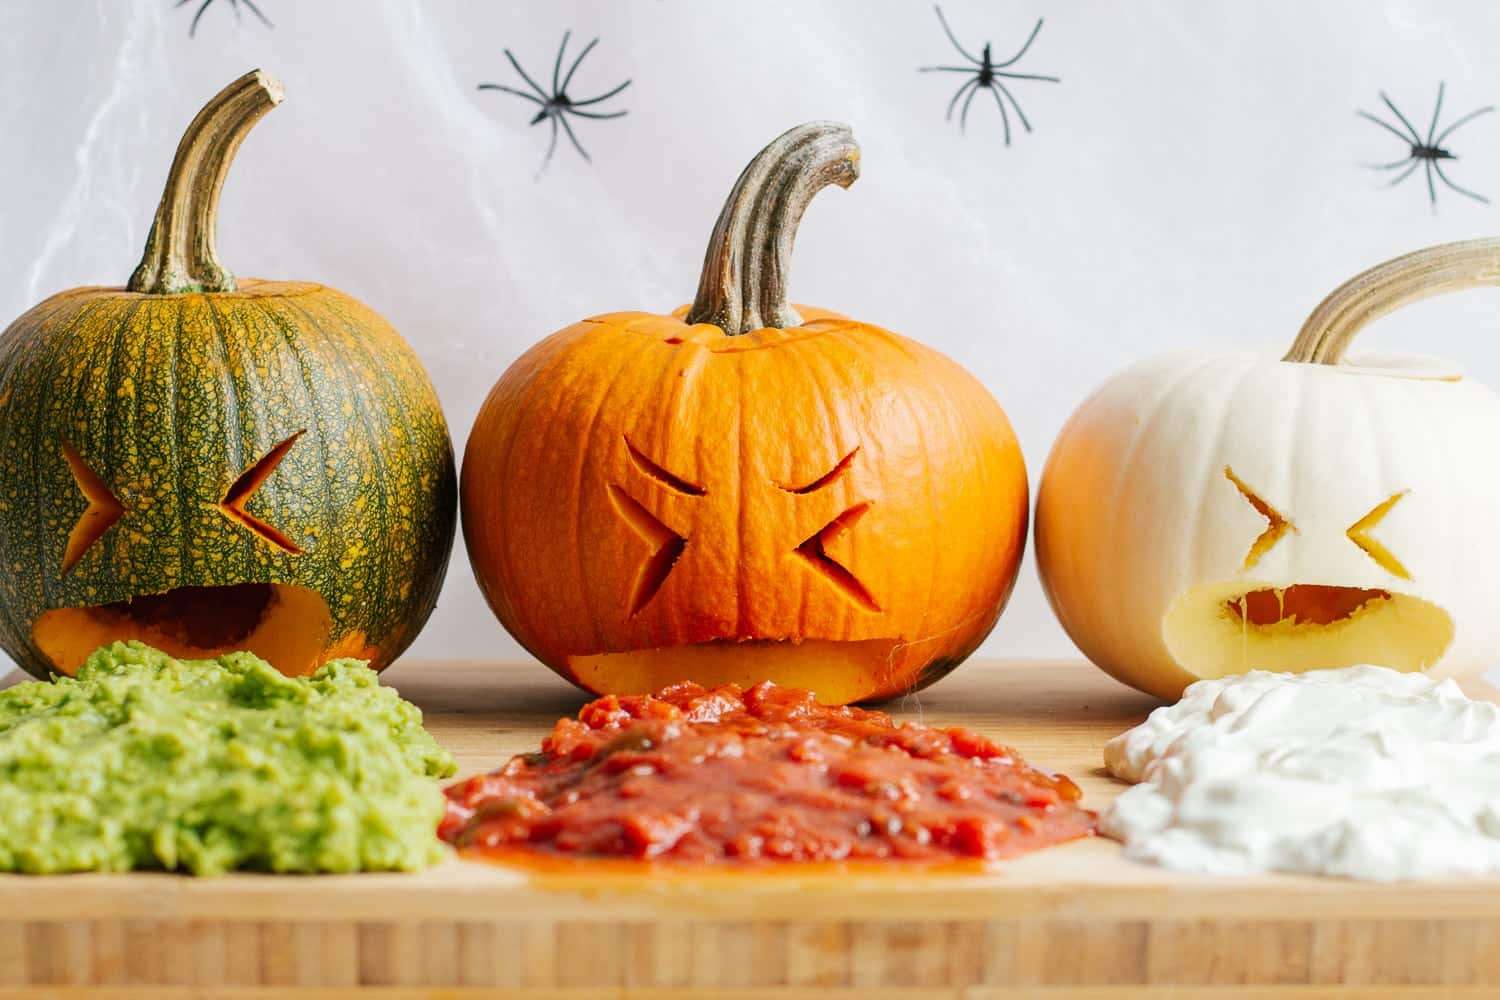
top-left (0, 642), bottom-right (454, 875)
top-left (1104, 665), bottom-right (1500, 880)
top-left (441, 681), bottom-right (1094, 863)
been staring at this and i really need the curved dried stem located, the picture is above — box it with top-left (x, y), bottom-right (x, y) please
top-left (685, 122), bottom-right (860, 336)
top-left (1284, 237), bottom-right (1500, 364)
top-left (127, 70), bottom-right (282, 295)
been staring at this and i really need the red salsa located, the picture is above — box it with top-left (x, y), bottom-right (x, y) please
top-left (440, 682), bottom-right (1095, 863)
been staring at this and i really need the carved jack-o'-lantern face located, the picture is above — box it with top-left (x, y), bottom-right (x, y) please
top-left (1037, 238), bottom-right (1500, 700)
top-left (0, 73), bottom-right (457, 679)
top-left (462, 124), bottom-right (1029, 704)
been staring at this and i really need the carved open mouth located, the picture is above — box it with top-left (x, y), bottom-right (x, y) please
top-left (1161, 582), bottom-right (1454, 680)
top-left (569, 638), bottom-right (899, 705)
top-left (31, 582), bottom-right (333, 677)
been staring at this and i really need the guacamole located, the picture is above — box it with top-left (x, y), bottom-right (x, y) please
top-left (0, 641), bottom-right (455, 875)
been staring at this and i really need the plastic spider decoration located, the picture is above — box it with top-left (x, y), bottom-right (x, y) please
top-left (478, 31), bottom-right (631, 176)
top-left (919, 5), bottom-right (1058, 143)
top-left (175, 0), bottom-right (272, 38)
top-left (1360, 83), bottom-right (1494, 208)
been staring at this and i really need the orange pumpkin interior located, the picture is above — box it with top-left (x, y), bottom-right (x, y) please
top-left (31, 583), bottom-right (333, 677)
top-left (1226, 584), bottom-right (1392, 627)
top-left (568, 639), bottom-right (902, 705)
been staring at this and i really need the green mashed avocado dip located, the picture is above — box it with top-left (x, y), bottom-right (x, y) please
top-left (0, 641), bottom-right (456, 875)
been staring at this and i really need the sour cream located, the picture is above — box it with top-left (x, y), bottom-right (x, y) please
top-left (1103, 665), bottom-right (1500, 880)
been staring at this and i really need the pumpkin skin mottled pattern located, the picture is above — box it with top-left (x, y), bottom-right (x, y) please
top-left (0, 280), bottom-right (457, 678)
top-left (462, 306), bottom-right (1028, 704)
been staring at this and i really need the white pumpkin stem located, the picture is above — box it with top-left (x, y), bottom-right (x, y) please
top-left (127, 70), bottom-right (284, 296)
top-left (685, 122), bottom-right (860, 336)
top-left (1284, 237), bottom-right (1500, 364)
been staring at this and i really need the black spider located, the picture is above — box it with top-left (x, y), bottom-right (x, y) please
top-left (175, 0), bottom-right (272, 38)
top-left (919, 5), bottom-right (1058, 143)
top-left (478, 31), bottom-right (631, 175)
top-left (1360, 83), bottom-right (1494, 207)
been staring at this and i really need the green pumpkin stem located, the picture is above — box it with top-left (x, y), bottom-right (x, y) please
top-left (685, 122), bottom-right (860, 336)
top-left (1284, 237), bottom-right (1500, 364)
top-left (127, 70), bottom-right (284, 296)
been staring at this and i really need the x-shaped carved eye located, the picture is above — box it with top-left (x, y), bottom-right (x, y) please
top-left (1225, 466), bottom-right (1294, 570)
top-left (784, 448), bottom-right (880, 613)
top-left (218, 432), bottom-right (305, 554)
top-left (1347, 491), bottom-right (1411, 580)
top-left (60, 441), bottom-right (124, 575)
top-left (610, 438), bottom-right (701, 616)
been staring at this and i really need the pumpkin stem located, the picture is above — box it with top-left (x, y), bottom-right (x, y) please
top-left (127, 70), bottom-right (284, 296)
top-left (685, 122), bottom-right (860, 336)
top-left (1284, 237), bottom-right (1500, 364)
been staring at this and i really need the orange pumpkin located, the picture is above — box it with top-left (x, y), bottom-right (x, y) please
top-left (462, 123), bottom-right (1027, 703)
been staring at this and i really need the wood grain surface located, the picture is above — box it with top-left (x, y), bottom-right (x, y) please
top-left (2, 658), bottom-right (1498, 998)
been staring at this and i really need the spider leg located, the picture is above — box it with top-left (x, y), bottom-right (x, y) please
top-left (552, 31), bottom-right (571, 97)
top-left (570, 78), bottom-right (632, 107)
top-left (188, 0), bottom-right (214, 37)
top-left (1367, 157), bottom-right (1417, 170)
top-left (1433, 159), bottom-right (1490, 203)
top-left (238, 0), bottom-right (273, 28)
top-left (504, 49), bottom-right (551, 101)
top-left (932, 6), bottom-right (983, 66)
top-left (1426, 81), bottom-right (1445, 146)
top-left (1358, 110), bottom-right (1418, 146)
top-left (994, 19), bottom-right (1045, 68)
top-left (959, 80), bottom-right (983, 133)
top-left (919, 66), bottom-right (986, 73)
top-left (994, 70), bottom-right (1061, 83)
top-left (987, 84), bottom-right (1012, 145)
top-left (477, 83), bottom-right (546, 106)
top-left (537, 115), bottom-right (561, 176)
top-left (1380, 93), bottom-right (1425, 145)
top-left (567, 108), bottom-right (628, 120)
top-left (1425, 158), bottom-right (1438, 207)
top-left (994, 80), bottom-right (1033, 132)
top-left (1385, 159), bottom-right (1421, 187)
top-left (559, 113), bottom-right (592, 163)
top-left (560, 37), bottom-right (601, 94)
top-left (946, 77), bottom-right (979, 121)
top-left (1434, 105), bottom-right (1496, 145)
top-left (230, 0), bottom-right (241, 23)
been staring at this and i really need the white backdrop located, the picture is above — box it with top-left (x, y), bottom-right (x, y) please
top-left (3, 0), bottom-right (1500, 671)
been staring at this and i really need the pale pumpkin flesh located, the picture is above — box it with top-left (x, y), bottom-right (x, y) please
top-left (1161, 581), bottom-right (1454, 681)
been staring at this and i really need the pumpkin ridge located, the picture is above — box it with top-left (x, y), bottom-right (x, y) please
top-left (574, 339), bottom-right (646, 650)
top-left (75, 297), bottom-right (152, 590)
top-left (289, 289), bottom-right (458, 655)
top-left (282, 294), bottom-right (397, 631)
top-left (341, 292), bottom-right (459, 632)
top-left (21, 297), bottom-right (128, 620)
top-left (246, 296), bottom-right (339, 576)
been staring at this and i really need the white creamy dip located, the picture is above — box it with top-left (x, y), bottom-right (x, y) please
top-left (1103, 665), bottom-right (1500, 880)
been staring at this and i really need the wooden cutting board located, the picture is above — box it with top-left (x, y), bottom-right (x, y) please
top-left (4, 659), bottom-right (1499, 999)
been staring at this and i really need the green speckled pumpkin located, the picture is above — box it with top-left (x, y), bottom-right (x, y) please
top-left (0, 70), bottom-right (457, 678)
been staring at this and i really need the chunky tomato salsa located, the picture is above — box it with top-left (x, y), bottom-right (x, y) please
top-left (440, 682), bottom-right (1095, 863)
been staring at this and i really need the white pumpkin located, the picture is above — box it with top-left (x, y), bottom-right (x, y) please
top-left (1036, 239), bottom-right (1500, 700)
